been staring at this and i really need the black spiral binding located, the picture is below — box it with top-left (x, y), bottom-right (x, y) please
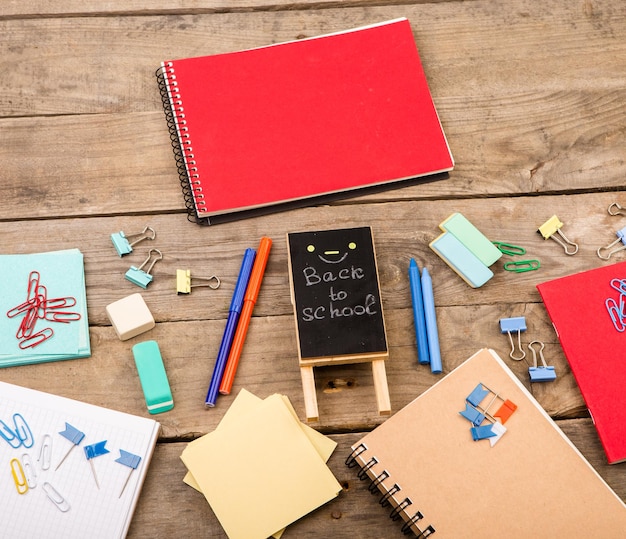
top-left (346, 444), bottom-right (436, 538)
top-left (155, 64), bottom-right (210, 225)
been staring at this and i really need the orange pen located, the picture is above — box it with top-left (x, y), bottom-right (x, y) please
top-left (219, 236), bottom-right (272, 395)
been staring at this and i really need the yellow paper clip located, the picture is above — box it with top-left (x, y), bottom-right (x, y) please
top-left (10, 458), bottom-right (29, 494)
top-left (537, 215), bottom-right (578, 255)
top-left (176, 269), bottom-right (220, 294)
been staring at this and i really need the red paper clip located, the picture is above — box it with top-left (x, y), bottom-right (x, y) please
top-left (19, 328), bottom-right (54, 349)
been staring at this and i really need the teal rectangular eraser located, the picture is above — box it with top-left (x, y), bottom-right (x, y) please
top-left (132, 340), bottom-right (174, 414)
top-left (439, 213), bottom-right (502, 267)
top-left (429, 232), bottom-right (494, 288)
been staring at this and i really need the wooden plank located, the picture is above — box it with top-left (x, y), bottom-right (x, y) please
top-left (5, 191), bottom-right (626, 435)
top-left (1, 1), bottom-right (624, 219)
top-left (130, 421), bottom-right (626, 537)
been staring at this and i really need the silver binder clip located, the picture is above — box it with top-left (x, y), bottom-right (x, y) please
top-left (597, 225), bottom-right (626, 260)
top-left (499, 317), bottom-right (526, 361)
top-left (608, 202), bottom-right (626, 217)
top-left (528, 341), bottom-right (556, 382)
top-left (125, 249), bottom-right (163, 289)
top-left (537, 215), bottom-right (578, 255)
top-left (111, 226), bottom-right (156, 257)
top-left (175, 269), bottom-right (220, 294)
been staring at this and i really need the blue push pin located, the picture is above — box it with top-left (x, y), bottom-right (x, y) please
top-left (499, 317), bottom-right (527, 361)
top-left (55, 422), bottom-right (85, 470)
top-left (84, 440), bottom-right (110, 489)
top-left (115, 450), bottom-right (142, 498)
top-left (111, 226), bottom-right (156, 257)
top-left (528, 341), bottom-right (556, 382)
top-left (125, 249), bottom-right (163, 289)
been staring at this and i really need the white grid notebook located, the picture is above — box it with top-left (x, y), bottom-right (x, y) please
top-left (0, 381), bottom-right (160, 538)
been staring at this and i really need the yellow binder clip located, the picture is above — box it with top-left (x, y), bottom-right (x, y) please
top-left (176, 269), bottom-right (220, 294)
top-left (537, 215), bottom-right (578, 255)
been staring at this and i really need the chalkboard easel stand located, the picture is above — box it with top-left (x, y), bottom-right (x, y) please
top-left (300, 359), bottom-right (391, 422)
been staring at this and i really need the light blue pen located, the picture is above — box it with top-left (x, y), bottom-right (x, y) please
top-left (421, 267), bottom-right (442, 374)
top-left (408, 258), bottom-right (429, 365)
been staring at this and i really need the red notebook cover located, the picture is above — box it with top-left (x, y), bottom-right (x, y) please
top-left (537, 261), bottom-right (626, 464)
top-left (157, 18), bottom-right (453, 224)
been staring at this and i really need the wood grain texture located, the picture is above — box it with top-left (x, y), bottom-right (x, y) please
top-left (2, 0), bottom-right (626, 536)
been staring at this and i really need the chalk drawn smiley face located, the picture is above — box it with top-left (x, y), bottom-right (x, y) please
top-left (307, 241), bottom-right (357, 264)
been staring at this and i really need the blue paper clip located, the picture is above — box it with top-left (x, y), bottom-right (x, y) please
top-left (598, 226), bottom-right (626, 260)
top-left (528, 341), bottom-right (556, 382)
top-left (125, 249), bottom-right (163, 289)
top-left (0, 413), bottom-right (33, 449)
top-left (606, 297), bottom-right (626, 332)
top-left (499, 317), bottom-right (526, 361)
top-left (111, 225), bottom-right (156, 257)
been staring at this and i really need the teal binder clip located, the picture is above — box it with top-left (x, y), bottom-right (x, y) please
top-left (111, 226), bottom-right (156, 257)
top-left (499, 317), bottom-right (526, 361)
top-left (125, 249), bottom-right (163, 289)
top-left (132, 340), bottom-right (174, 414)
top-left (528, 341), bottom-right (556, 382)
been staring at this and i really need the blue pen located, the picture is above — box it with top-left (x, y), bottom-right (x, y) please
top-left (408, 258), bottom-right (430, 365)
top-left (421, 267), bottom-right (442, 374)
top-left (205, 248), bottom-right (257, 407)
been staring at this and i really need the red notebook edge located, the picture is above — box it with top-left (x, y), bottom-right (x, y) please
top-left (156, 18), bottom-right (454, 225)
top-left (537, 264), bottom-right (626, 465)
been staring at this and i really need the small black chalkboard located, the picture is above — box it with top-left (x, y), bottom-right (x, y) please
top-left (287, 226), bottom-right (388, 365)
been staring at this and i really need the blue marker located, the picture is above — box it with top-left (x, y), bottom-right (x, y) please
top-left (421, 267), bottom-right (442, 374)
top-left (205, 248), bottom-right (257, 407)
top-left (408, 259), bottom-right (429, 365)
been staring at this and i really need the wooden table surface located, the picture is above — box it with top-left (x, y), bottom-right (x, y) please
top-left (2, 1), bottom-right (625, 537)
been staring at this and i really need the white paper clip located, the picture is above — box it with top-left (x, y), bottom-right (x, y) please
top-left (21, 453), bottom-right (37, 489)
top-left (499, 317), bottom-right (527, 361)
top-left (537, 215), bottom-right (579, 255)
top-left (43, 482), bottom-right (71, 512)
top-left (38, 434), bottom-right (53, 470)
top-left (111, 226), bottom-right (156, 257)
top-left (528, 341), bottom-right (556, 382)
top-left (176, 269), bottom-right (220, 294)
top-left (125, 249), bottom-right (163, 289)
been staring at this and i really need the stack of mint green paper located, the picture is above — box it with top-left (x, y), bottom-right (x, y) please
top-left (0, 248), bottom-right (90, 367)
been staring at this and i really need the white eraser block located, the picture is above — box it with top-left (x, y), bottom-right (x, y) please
top-left (106, 293), bottom-right (155, 341)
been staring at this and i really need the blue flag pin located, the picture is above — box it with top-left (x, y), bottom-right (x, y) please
top-left (115, 450), bottom-right (142, 498)
top-left (55, 422), bottom-right (85, 471)
top-left (84, 440), bottom-right (110, 489)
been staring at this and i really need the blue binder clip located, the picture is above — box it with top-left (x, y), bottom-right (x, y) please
top-left (111, 226), bottom-right (156, 257)
top-left (528, 341), bottom-right (556, 382)
top-left (125, 249), bottom-right (163, 289)
top-left (499, 317), bottom-right (526, 361)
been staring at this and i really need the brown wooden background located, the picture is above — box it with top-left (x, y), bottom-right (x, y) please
top-left (1, 1), bottom-right (625, 536)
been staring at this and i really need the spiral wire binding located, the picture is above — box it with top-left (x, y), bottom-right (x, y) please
top-left (156, 64), bottom-right (210, 225)
top-left (346, 444), bottom-right (436, 537)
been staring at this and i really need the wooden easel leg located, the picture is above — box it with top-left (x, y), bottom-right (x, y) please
top-left (300, 366), bottom-right (319, 422)
top-left (371, 360), bottom-right (391, 415)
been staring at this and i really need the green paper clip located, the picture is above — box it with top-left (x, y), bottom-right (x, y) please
top-left (492, 242), bottom-right (526, 257)
top-left (503, 260), bottom-right (540, 273)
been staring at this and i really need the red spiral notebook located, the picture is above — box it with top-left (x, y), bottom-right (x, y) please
top-left (157, 18), bottom-right (454, 225)
top-left (537, 261), bottom-right (626, 464)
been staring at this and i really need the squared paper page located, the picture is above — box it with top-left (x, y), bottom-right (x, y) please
top-left (0, 381), bottom-right (159, 539)
top-left (0, 249), bottom-right (90, 365)
top-left (181, 394), bottom-right (341, 539)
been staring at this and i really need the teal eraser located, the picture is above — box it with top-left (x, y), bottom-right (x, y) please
top-left (132, 340), bottom-right (174, 414)
top-left (439, 213), bottom-right (502, 267)
top-left (429, 232), bottom-right (494, 288)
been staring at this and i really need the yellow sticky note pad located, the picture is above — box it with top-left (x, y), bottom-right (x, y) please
top-left (181, 391), bottom-right (341, 539)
